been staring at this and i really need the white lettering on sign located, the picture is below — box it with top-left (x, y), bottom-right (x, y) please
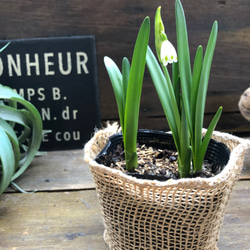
top-left (14, 87), bottom-right (61, 102)
top-left (38, 88), bottom-right (46, 101)
top-left (52, 87), bottom-right (61, 100)
top-left (41, 108), bottom-right (51, 121)
top-left (62, 106), bottom-right (78, 120)
top-left (55, 131), bottom-right (81, 142)
top-left (42, 131), bottom-right (81, 142)
top-left (76, 52), bottom-right (89, 74)
top-left (58, 52), bottom-right (72, 75)
top-left (42, 133), bottom-right (49, 142)
top-left (7, 54), bottom-right (21, 76)
top-left (0, 52), bottom-right (89, 77)
top-left (44, 53), bottom-right (55, 76)
top-left (26, 53), bottom-right (40, 76)
top-left (14, 87), bottom-right (45, 101)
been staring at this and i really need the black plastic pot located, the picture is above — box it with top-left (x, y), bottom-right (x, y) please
top-left (95, 129), bottom-right (230, 181)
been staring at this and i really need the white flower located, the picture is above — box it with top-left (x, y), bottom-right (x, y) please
top-left (160, 40), bottom-right (178, 66)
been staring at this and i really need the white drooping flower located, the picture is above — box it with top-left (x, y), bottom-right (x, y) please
top-left (160, 40), bottom-right (178, 66)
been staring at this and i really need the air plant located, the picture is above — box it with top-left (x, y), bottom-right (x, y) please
top-left (0, 84), bottom-right (43, 194)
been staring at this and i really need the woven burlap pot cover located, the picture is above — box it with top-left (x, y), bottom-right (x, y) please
top-left (84, 124), bottom-right (250, 250)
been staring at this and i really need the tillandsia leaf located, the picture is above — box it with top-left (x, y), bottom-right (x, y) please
top-left (123, 17), bottom-right (150, 171)
top-left (5, 99), bottom-right (18, 128)
top-left (0, 118), bottom-right (20, 171)
top-left (11, 98), bottom-right (43, 181)
top-left (10, 181), bottom-right (37, 193)
top-left (0, 42), bottom-right (10, 53)
top-left (0, 127), bottom-right (16, 194)
top-left (0, 105), bottom-right (31, 129)
top-left (175, 0), bottom-right (192, 132)
top-left (17, 125), bottom-right (32, 145)
top-left (104, 57), bottom-right (124, 131)
top-left (146, 46), bottom-right (181, 154)
top-left (194, 21), bottom-right (218, 171)
top-left (0, 104), bottom-right (32, 146)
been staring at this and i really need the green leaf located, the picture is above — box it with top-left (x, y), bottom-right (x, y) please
top-left (190, 45), bottom-right (203, 137)
top-left (178, 100), bottom-right (191, 178)
top-left (0, 118), bottom-right (20, 171)
top-left (104, 56), bottom-right (124, 131)
top-left (0, 105), bottom-right (31, 128)
top-left (146, 46), bottom-right (181, 153)
top-left (0, 127), bottom-right (16, 194)
top-left (195, 106), bottom-right (222, 171)
top-left (194, 21), bottom-right (218, 169)
top-left (123, 17), bottom-right (150, 170)
top-left (175, 0), bottom-right (192, 131)
top-left (172, 62), bottom-right (181, 111)
top-left (122, 57), bottom-right (130, 124)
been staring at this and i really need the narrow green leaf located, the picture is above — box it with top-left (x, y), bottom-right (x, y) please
top-left (178, 100), bottom-right (191, 178)
top-left (175, 0), bottom-right (192, 131)
top-left (194, 21), bottom-right (218, 166)
top-left (190, 45), bottom-right (203, 137)
top-left (104, 56), bottom-right (124, 131)
top-left (123, 17), bottom-right (150, 170)
top-left (195, 106), bottom-right (222, 171)
top-left (122, 57), bottom-right (130, 120)
top-left (146, 46), bottom-right (181, 153)
top-left (161, 65), bottom-right (182, 140)
top-left (172, 62), bottom-right (180, 111)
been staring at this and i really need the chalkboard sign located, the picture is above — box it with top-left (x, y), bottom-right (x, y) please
top-left (0, 36), bottom-right (100, 151)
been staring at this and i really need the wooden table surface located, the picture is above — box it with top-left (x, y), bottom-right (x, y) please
top-left (0, 147), bottom-right (250, 250)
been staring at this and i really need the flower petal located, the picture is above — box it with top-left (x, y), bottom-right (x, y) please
top-left (160, 40), bottom-right (178, 66)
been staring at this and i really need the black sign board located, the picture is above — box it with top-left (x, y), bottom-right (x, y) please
top-left (0, 36), bottom-right (100, 151)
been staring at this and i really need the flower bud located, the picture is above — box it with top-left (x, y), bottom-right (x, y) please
top-left (155, 6), bottom-right (167, 61)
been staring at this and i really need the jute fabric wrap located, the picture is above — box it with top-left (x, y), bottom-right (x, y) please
top-left (84, 124), bottom-right (250, 250)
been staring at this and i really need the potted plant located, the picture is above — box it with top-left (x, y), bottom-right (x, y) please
top-left (84, 0), bottom-right (250, 249)
top-left (0, 83), bottom-right (43, 194)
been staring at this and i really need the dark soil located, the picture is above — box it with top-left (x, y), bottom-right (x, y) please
top-left (97, 143), bottom-right (223, 181)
